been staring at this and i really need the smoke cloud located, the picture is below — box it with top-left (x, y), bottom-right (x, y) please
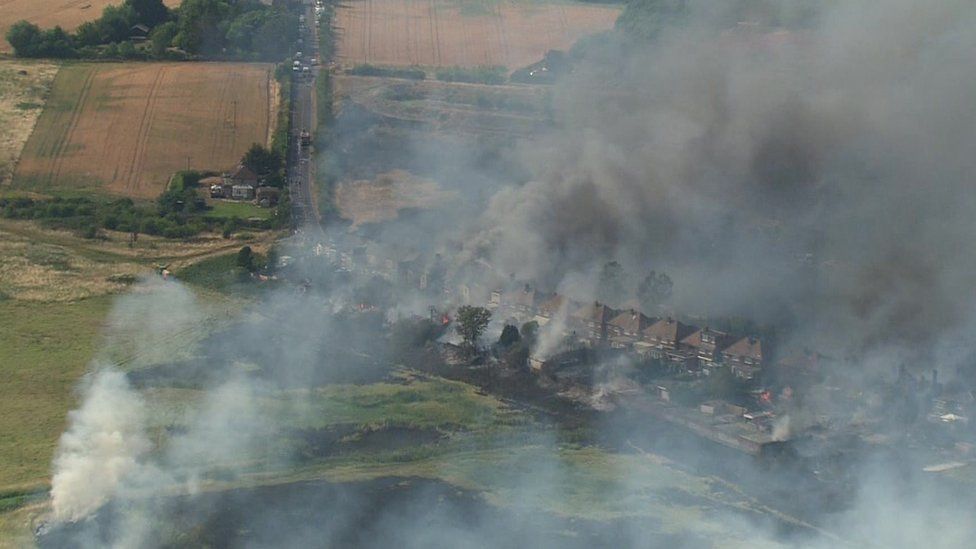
top-left (467, 0), bottom-right (976, 360)
top-left (50, 369), bottom-right (150, 523)
top-left (37, 0), bottom-right (976, 547)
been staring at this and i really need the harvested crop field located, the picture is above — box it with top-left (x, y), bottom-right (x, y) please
top-left (0, 60), bottom-right (58, 185)
top-left (335, 0), bottom-right (622, 70)
top-left (0, 0), bottom-right (181, 53)
top-left (14, 62), bottom-right (276, 198)
top-left (336, 170), bottom-right (457, 226)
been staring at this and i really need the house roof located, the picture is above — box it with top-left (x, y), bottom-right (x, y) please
top-left (723, 336), bottom-right (763, 360)
top-left (229, 164), bottom-right (258, 181)
top-left (256, 186), bottom-right (281, 197)
top-left (572, 302), bottom-right (619, 324)
top-left (609, 309), bottom-right (655, 333)
top-left (642, 318), bottom-right (697, 343)
top-left (680, 327), bottom-right (729, 349)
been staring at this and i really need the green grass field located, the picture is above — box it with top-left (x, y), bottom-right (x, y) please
top-left (0, 296), bottom-right (113, 492)
top-left (208, 201), bottom-right (273, 221)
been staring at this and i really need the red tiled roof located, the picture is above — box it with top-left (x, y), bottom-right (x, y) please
top-left (609, 310), bottom-right (655, 333)
top-left (723, 337), bottom-right (763, 361)
top-left (642, 318), bottom-right (697, 344)
top-left (572, 302), bottom-right (619, 324)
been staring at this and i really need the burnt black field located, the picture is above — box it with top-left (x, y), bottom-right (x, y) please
top-left (37, 477), bottom-right (706, 549)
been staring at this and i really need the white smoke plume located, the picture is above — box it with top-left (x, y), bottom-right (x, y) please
top-left (50, 369), bottom-right (149, 522)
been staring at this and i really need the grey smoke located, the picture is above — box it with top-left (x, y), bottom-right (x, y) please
top-left (468, 0), bottom-right (976, 361)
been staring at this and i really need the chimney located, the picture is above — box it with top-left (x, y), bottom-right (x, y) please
top-left (524, 283), bottom-right (531, 293)
top-left (932, 369), bottom-right (938, 387)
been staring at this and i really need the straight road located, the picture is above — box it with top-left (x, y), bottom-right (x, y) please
top-left (288, 1), bottom-right (321, 230)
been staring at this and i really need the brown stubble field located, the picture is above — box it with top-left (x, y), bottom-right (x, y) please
top-left (334, 0), bottom-right (622, 70)
top-left (0, 0), bottom-right (182, 53)
top-left (14, 62), bottom-right (277, 198)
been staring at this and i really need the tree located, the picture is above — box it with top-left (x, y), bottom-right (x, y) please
top-left (6, 21), bottom-right (42, 57)
top-left (455, 306), bottom-right (491, 351)
top-left (498, 324), bottom-right (520, 347)
top-left (596, 260), bottom-right (625, 305)
top-left (242, 143), bottom-right (281, 177)
top-left (236, 245), bottom-right (256, 272)
top-left (637, 270), bottom-right (673, 311)
top-left (128, 0), bottom-right (170, 28)
top-left (520, 321), bottom-right (539, 345)
top-left (149, 21), bottom-right (177, 57)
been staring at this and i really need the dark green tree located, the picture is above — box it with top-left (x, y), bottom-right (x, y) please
top-left (242, 143), bottom-right (281, 176)
top-left (128, 0), bottom-right (170, 28)
top-left (637, 270), bottom-right (673, 311)
top-left (5, 21), bottom-right (42, 57)
top-left (456, 306), bottom-right (491, 351)
top-left (149, 21), bottom-right (177, 56)
top-left (597, 260), bottom-right (625, 305)
top-left (498, 324), bottom-right (521, 347)
top-left (236, 245), bottom-right (256, 272)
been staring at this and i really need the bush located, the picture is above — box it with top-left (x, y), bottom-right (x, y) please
top-left (347, 64), bottom-right (426, 80)
top-left (434, 65), bottom-right (506, 85)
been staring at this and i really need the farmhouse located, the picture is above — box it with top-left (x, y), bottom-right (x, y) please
top-left (129, 24), bottom-right (150, 42)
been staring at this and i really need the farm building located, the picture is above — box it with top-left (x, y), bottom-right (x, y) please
top-left (256, 186), bottom-right (281, 207)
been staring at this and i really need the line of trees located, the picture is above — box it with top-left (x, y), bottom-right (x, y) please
top-left (0, 170), bottom-right (290, 240)
top-left (6, 0), bottom-right (298, 61)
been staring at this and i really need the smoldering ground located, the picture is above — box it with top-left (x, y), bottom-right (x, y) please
top-left (39, 275), bottom-right (976, 548)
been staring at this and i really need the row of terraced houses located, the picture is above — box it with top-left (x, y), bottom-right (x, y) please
top-left (487, 285), bottom-right (766, 380)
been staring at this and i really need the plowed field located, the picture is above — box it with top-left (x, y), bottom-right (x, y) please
top-left (335, 0), bottom-right (621, 70)
top-left (14, 62), bottom-right (276, 198)
top-left (0, 0), bottom-right (181, 52)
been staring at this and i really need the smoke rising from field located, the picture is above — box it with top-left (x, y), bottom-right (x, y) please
top-left (50, 369), bottom-right (150, 523)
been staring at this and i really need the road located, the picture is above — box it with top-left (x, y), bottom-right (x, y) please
top-left (287, 1), bottom-right (320, 229)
